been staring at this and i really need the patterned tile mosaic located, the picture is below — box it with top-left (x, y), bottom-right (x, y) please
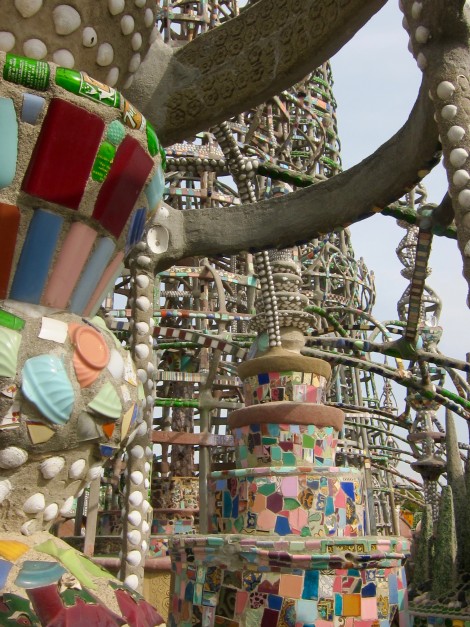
top-left (243, 370), bottom-right (328, 406)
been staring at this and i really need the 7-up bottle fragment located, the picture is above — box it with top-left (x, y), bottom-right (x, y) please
top-left (55, 68), bottom-right (121, 108)
top-left (3, 54), bottom-right (50, 90)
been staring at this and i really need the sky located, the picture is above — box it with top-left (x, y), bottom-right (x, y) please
top-left (331, 3), bottom-right (470, 441)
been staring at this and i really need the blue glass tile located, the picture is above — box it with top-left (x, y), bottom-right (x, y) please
top-left (0, 98), bottom-right (18, 188)
top-left (274, 515), bottom-right (291, 535)
top-left (334, 593), bottom-right (342, 615)
top-left (302, 570), bottom-right (319, 600)
top-left (232, 495), bottom-right (239, 518)
top-left (341, 482), bottom-right (355, 500)
top-left (223, 491), bottom-right (232, 518)
top-left (10, 209), bottom-right (63, 303)
top-left (126, 206), bottom-right (146, 252)
top-left (362, 582), bottom-right (376, 598)
top-left (268, 595), bottom-right (282, 610)
top-left (70, 237), bottom-right (115, 314)
top-left (0, 559), bottom-right (12, 589)
top-left (257, 373), bottom-right (269, 384)
top-left (389, 573), bottom-right (398, 604)
top-left (325, 496), bottom-right (334, 516)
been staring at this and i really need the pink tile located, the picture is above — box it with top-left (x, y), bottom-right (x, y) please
top-left (281, 476), bottom-right (298, 497)
top-left (360, 597), bottom-right (378, 620)
top-left (257, 509), bottom-right (277, 531)
top-left (236, 591), bottom-right (249, 615)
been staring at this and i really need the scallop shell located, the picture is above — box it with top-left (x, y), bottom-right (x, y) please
top-left (130, 471), bottom-right (143, 485)
top-left (40, 456), bottom-right (65, 479)
top-left (126, 550), bottom-right (141, 566)
top-left (87, 382), bottom-right (122, 419)
top-left (23, 493), bottom-right (45, 514)
top-left (127, 510), bottom-right (141, 526)
top-left (128, 491), bottom-right (143, 506)
top-left (22, 355), bottom-right (74, 425)
top-left (43, 503), bottom-right (59, 521)
top-left (60, 496), bottom-right (75, 516)
top-left (69, 459), bottom-right (87, 479)
top-left (0, 327), bottom-right (21, 378)
top-left (87, 464), bottom-right (102, 481)
top-left (0, 446), bottom-right (28, 469)
top-left (127, 530), bottom-right (141, 545)
top-left (0, 480), bottom-right (12, 503)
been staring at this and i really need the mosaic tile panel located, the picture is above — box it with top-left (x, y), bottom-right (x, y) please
top-left (169, 536), bottom-right (409, 627)
top-left (232, 422), bottom-right (339, 468)
top-left (243, 370), bottom-right (328, 406)
top-left (208, 468), bottom-right (365, 537)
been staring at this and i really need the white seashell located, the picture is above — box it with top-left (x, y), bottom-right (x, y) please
top-left (147, 225), bottom-right (169, 254)
top-left (135, 344), bottom-right (149, 359)
top-left (82, 26), bottom-right (98, 47)
top-left (106, 67), bottom-right (119, 87)
top-left (137, 255), bottom-right (151, 267)
top-left (144, 478), bottom-right (150, 489)
top-left (121, 15), bottom-right (135, 35)
top-left (129, 491), bottom-right (143, 506)
top-left (136, 296), bottom-right (150, 312)
top-left (21, 520), bottom-right (36, 536)
top-left (144, 8), bottom-right (154, 27)
top-left (23, 38), bottom-right (47, 59)
top-left (437, 81), bottom-right (456, 100)
top-left (135, 274), bottom-right (149, 289)
top-left (145, 446), bottom-right (153, 458)
top-left (60, 496), bottom-right (75, 516)
top-left (107, 349), bottom-right (125, 380)
top-left (415, 26), bottom-right (429, 44)
top-left (142, 499), bottom-right (151, 514)
top-left (43, 503), bottom-right (59, 521)
top-left (453, 169), bottom-right (470, 187)
top-left (416, 53), bottom-right (427, 71)
top-left (149, 26), bottom-right (158, 44)
top-left (23, 493), bottom-right (45, 514)
top-left (126, 550), bottom-right (142, 566)
top-left (97, 43), bottom-right (114, 66)
top-left (14, 0), bottom-right (43, 18)
top-left (144, 462), bottom-right (151, 473)
top-left (447, 125), bottom-right (465, 143)
top-left (108, 0), bottom-right (125, 15)
top-left (123, 75), bottom-right (134, 90)
top-left (130, 471), bottom-right (143, 485)
top-left (465, 241), bottom-right (470, 257)
top-left (124, 574), bottom-right (139, 590)
top-left (0, 32), bottom-right (15, 52)
top-left (137, 368), bottom-right (147, 383)
top-left (442, 104), bottom-right (458, 120)
top-left (127, 430), bottom-right (138, 445)
top-left (450, 147), bottom-right (468, 167)
top-left (128, 510), bottom-right (142, 526)
top-left (128, 53), bottom-right (141, 73)
top-left (458, 189), bottom-right (470, 209)
top-left (52, 49), bottom-right (75, 68)
top-left (141, 540), bottom-right (148, 552)
top-left (131, 32), bottom-right (142, 51)
top-left (52, 5), bottom-right (81, 35)
top-left (137, 422), bottom-right (147, 437)
top-left (40, 456), bottom-right (65, 479)
top-left (411, 1), bottom-right (422, 18)
top-left (69, 458), bottom-right (87, 479)
top-left (130, 445), bottom-right (144, 459)
top-left (127, 529), bottom-right (141, 545)
top-left (141, 520), bottom-right (150, 534)
top-left (135, 322), bottom-right (149, 335)
top-left (0, 480), bottom-right (12, 503)
top-left (0, 447), bottom-right (28, 469)
top-left (87, 464), bottom-right (103, 481)
top-left (135, 0), bottom-right (146, 6)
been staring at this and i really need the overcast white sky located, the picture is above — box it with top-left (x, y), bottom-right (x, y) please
top-left (332, 2), bottom-right (470, 361)
top-left (331, 3), bottom-right (470, 441)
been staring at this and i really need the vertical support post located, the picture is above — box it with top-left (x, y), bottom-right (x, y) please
top-left (83, 476), bottom-right (100, 556)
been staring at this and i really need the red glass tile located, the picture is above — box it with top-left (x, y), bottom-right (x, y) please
top-left (0, 204), bottom-right (20, 298)
top-left (22, 98), bottom-right (104, 209)
top-left (93, 136), bottom-right (154, 238)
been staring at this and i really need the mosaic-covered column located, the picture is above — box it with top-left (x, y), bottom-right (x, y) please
top-left (169, 253), bottom-right (410, 627)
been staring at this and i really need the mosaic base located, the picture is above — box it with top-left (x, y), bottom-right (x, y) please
top-left (208, 467), bottom-right (365, 537)
top-left (169, 536), bottom-right (410, 627)
top-left (243, 370), bottom-right (328, 406)
top-left (231, 422), bottom-right (339, 468)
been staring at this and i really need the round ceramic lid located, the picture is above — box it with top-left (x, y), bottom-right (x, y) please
top-left (74, 326), bottom-right (109, 370)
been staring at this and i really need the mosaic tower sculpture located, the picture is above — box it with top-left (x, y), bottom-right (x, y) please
top-left (169, 251), bottom-right (410, 627)
top-left (0, 2), bottom-right (165, 624)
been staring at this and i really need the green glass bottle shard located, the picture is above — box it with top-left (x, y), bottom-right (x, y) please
top-left (92, 141), bottom-right (116, 182)
top-left (146, 121), bottom-right (159, 157)
top-left (3, 54), bottom-right (50, 90)
top-left (0, 309), bottom-right (25, 331)
top-left (55, 68), bottom-right (121, 108)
